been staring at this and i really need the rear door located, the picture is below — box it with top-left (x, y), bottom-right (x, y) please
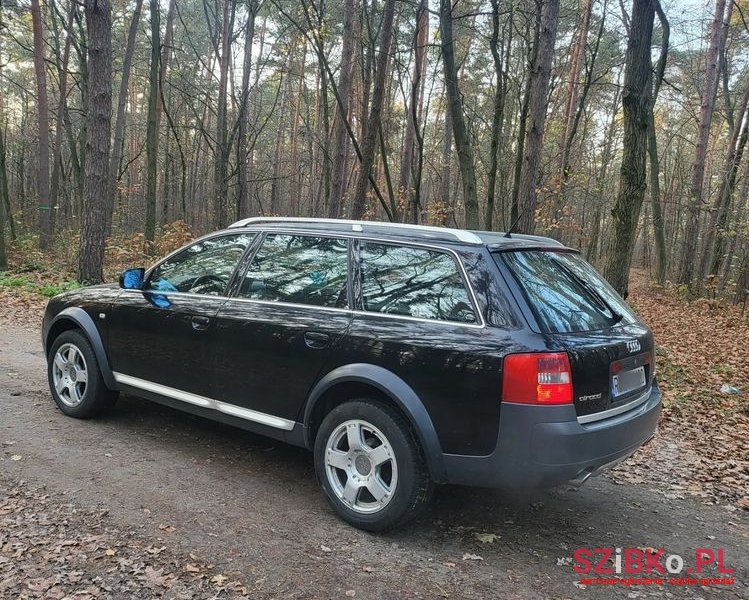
top-left (339, 240), bottom-right (504, 456)
top-left (496, 249), bottom-right (655, 422)
top-left (210, 233), bottom-right (353, 425)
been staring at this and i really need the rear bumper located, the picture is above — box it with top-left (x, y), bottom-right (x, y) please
top-left (442, 383), bottom-right (662, 489)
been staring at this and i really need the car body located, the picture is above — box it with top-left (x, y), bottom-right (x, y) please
top-left (43, 217), bottom-right (661, 530)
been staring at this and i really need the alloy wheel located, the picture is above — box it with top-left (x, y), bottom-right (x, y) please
top-left (52, 343), bottom-right (88, 407)
top-left (324, 419), bottom-right (398, 514)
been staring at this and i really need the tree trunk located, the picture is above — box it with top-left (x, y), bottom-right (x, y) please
top-left (237, 0), bottom-right (258, 219)
top-left (350, 0), bottom-right (396, 220)
top-left (399, 0), bottom-right (428, 223)
top-left (602, 0), bottom-right (655, 297)
top-left (78, 0), bottom-right (112, 284)
top-left (721, 161), bottom-right (749, 290)
top-left (270, 62), bottom-right (292, 214)
top-left (647, 115), bottom-right (668, 283)
top-left (156, 0), bottom-right (176, 226)
top-left (438, 100), bottom-right (453, 226)
top-left (699, 80), bottom-right (749, 282)
top-left (485, 0), bottom-right (510, 230)
top-left (586, 205), bottom-right (602, 261)
top-left (678, 0), bottom-right (730, 289)
top-left (212, 0), bottom-right (234, 228)
top-left (0, 7), bottom-right (10, 265)
top-left (0, 126), bottom-right (7, 269)
top-left (510, 16), bottom-right (534, 229)
top-left (439, 0), bottom-right (479, 228)
top-left (144, 0), bottom-right (160, 244)
top-left (64, 94), bottom-right (84, 221)
top-left (289, 46), bottom-right (305, 215)
top-left (553, 0), bottom-right (592, 221)
top-left (312, 4), bottom-right (330, 217)
top-left (31, 0), bottom-right (52, 249)
top-left (48, 1), bottom-right (74, 236)
top-left (329, 0), bottom-right (357, 218)
top-left (517, 0), bottom-right (560, 234)
top-left (107, 0), bottom-right (143, 235)
top-left (648, 0), bottom-right (669, 284)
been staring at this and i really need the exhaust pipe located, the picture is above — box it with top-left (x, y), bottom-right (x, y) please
top-left (569, 469), bottom-right (593, 488)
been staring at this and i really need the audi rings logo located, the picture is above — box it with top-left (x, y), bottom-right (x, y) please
top-left (626, 340), bottom-right (642, 353)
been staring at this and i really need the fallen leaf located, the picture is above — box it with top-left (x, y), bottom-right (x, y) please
top-left (139, 566), bottom-right (173, 588)
top-left (462, 553), bottom-right (483, 561)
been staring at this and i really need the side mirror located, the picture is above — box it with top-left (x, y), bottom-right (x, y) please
top-left (119, 267), bottom-right (145, 290)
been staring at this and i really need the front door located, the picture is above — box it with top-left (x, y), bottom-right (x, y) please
top-left (211, 233), bottom-right (353, 425)
top-left (107, 233), bottom-right (256, 398)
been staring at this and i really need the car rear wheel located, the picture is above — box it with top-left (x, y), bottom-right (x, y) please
top-left (314, 399), bottom-right (433, 531)
top-left (47, 330), bottom-right (117, 418)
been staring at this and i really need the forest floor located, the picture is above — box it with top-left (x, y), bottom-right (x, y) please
top-left (0, 260), bottom-right (747, 598)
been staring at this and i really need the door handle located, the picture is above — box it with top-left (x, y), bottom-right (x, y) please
top-left (304, 331), bottom-right (330, 349)
top-left (191, 315), bottom-right (211, 331)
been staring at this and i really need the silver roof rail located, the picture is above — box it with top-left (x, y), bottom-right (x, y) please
top-left (229, 216), bottom-right (484, 245)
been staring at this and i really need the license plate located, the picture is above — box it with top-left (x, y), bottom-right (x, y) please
top-left (612, 366), bottom-right (646, 398)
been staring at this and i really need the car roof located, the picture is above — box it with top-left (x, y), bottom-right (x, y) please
top-left (227, 217), bottom-right (566, 250)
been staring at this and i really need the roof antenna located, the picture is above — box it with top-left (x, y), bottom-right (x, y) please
top-left (504, 210), bottom-right (524, 238)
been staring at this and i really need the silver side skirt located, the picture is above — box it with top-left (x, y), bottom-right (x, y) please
top-left (112, 372), bottom-right (296, 431)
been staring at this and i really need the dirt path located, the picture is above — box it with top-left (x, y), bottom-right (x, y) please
top-left (1, 325), bottom-right (747, 599)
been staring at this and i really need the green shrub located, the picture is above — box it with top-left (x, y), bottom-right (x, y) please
top-left (0, 273), bottom-right (33, 288)
top-left (0, 272), bottom-right (79, 297)
top-left (38, 281), bottom-right (80, 297)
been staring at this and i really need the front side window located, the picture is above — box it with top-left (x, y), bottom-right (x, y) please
top-left (147, 234), bottom-right (254, 296)
top-left (359, 243), bottom-right (477, 323)
top-left (239, 234), bottom-right (349, 308)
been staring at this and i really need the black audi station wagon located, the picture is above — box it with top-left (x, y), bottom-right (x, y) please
top-left (42, 218), bottom-right (661, 530)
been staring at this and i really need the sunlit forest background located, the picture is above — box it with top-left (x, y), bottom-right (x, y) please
top-left (0, 0), bottom-right (747, 300)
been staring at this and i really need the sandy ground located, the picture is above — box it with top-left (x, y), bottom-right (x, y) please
top-left (0, 324), bottom-right (747, 599)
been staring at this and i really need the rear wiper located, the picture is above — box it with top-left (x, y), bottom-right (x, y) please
top-left (552, 259), bottom-right (624, 324)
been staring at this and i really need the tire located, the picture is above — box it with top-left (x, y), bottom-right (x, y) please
top-left (314, 399), bottom-right (433, 531)
top-left (47, 330), bottom-right (117, 418)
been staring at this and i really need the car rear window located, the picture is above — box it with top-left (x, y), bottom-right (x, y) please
top-left (496, 250), bottom-right (638, 333)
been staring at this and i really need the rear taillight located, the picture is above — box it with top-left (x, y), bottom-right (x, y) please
top-left (502, 352), bottom-right (573, 405)
top-left (650, 350), bottom-right (657, 377)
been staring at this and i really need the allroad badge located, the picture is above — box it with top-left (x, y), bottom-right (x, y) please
top-left (626, 340), bottom-right (642, 353)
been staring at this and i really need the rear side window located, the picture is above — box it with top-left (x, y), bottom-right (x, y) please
top-left (359, 242), bottom-right (477, 324)
top-left (498, 250), bottom-right (638, 333)
top-left (238, 234), bottom-right (348, 308)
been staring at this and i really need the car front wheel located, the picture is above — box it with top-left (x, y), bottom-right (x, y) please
top-left (47, 330), bottom-right (117, 418)
top-left (314, 399), bottom-right (433, 531)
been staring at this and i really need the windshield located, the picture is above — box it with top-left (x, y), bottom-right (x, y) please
top-left (497, 250), bottom-right (639, 333)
